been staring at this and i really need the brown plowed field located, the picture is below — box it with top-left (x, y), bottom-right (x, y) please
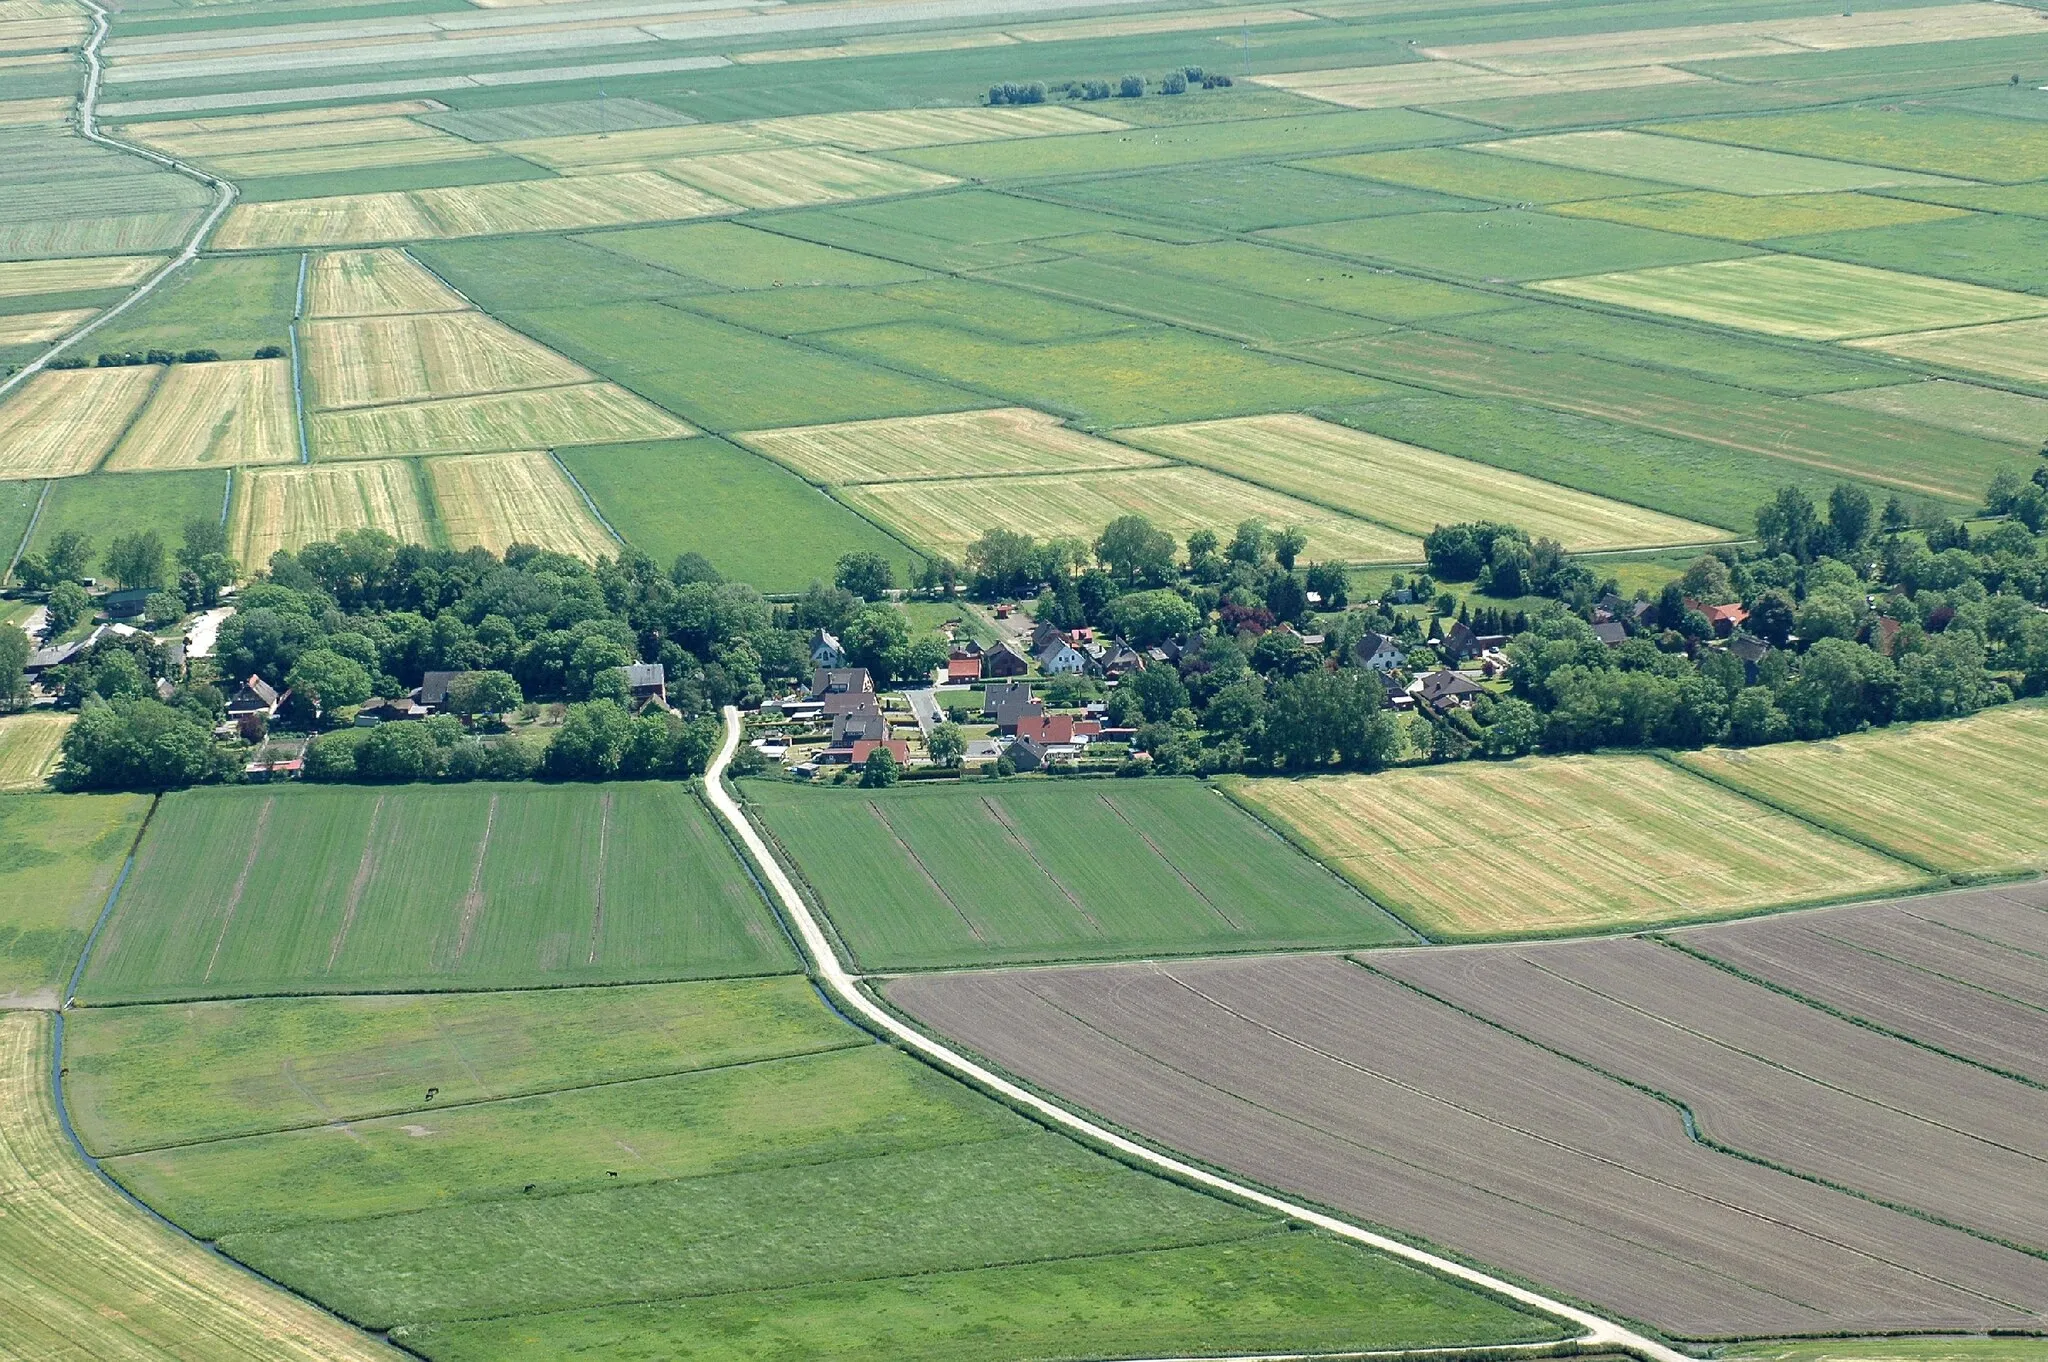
top-left (890, 882), bottom-right (2048, 1339)
top-left (1676, 881), bottom-right (2048, 1084)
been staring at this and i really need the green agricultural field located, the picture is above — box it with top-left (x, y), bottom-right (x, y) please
top-left (1775, 213), bottom-right (2048, 294)
top-left (992, 254), bottom-right (1392, 346)
top-left (1653, 109), bottom-right (2048, 184)
top-left (64, 977), bottom-right (851, 1153)
top-left (1473, 130), bottom-right (1959, 195)
top-left (556, 438), bottom-right (920, 591)
top-left (1675, 704), bottom-right (2048, 875)
top-left (686, 274), bottom-right (1146, 345)
top-left (89, 255), bottom-right (300, 358)
top-left (580, 221), bottom-right (931, 290)
top-left (1724, 1339), bottom-right (2048, 1362)
top-left (1266, 209), bottom-right (1753, 283)
top-left (504, 301), bottom-right (980, 432)
top-left (76, 782), bottom-right (791, 1002)
top-left (1035, 161), bottom-right (1485, 232)
top-left (1302, 146), bottom-right (1673, 204)
top-left (0, 793), bottom-right (147, 1006)
top-left (1816, 381), bottom-right (2048, 445)
top-left (1550, 191), bottom-right (1970, 244)
top-left (23, 470), bottom-right (230, 563)
top-left (746, 778), bottom-right (1412, 970)
top-left (1229, 755), bottom-right (1924, 940)
top-left (413, 235), bottom-right (715, 311)
top-left (1531, 255), bottom-right (2048, 341)
top-left (884, 108), bottom-right (1471, 180)
top-left (830, 187), bottom-right (1205, 248)
top-left (754, 208), bottom-right (1074, 273)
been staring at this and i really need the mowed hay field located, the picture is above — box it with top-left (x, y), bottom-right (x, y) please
top-left (841, 466), bottom-right (1421, 564)
top-left (231, 461), bottom-right (433, 564)
top-left (0, 366), bottom-right (159, 479)
top-left (78, 782), bottom-right (791, 1002)
top-left (738, 407), bottom-right (1162, 484)
top-left (0, 792), bottom-right (146, 1005)
top-left (425, 452), bottom-right (616, 560)
top-left (1230, 755), bottom-right (1925, 939)
top-left (658, 147), bottom-right (956, 209)
top-left (0, 713), bottom-right (69, 790)
top-left (0, 307), bottom-right (92, 343)
top-left (306, 248), bottom-right (468, 319)
top-left (303, 312), bottom-right (591, 410)
top-left (0, 254), bottom-right (159, 298)
top-left (1474, 130), bottom-right (1958, 194)
top-left (0, 1013), bottom-right (401, 1362)
top-left (1675, 705), bottom-right (2048, 874)
top-left (312, 383), bottom-right (690, 459)
top-left (105, 358), bottom-right (296, 470)
top-left (1848, 316), bottom-right (2048, 385)
top-left (1533, 255), bottom-right (2048, 341)
top-left (1551, 191), bottom-right (1969, 243)
top-left (1122, 414), bottom-right (1725, 551)
top-left (747, 778), bottom-right (1410, 970)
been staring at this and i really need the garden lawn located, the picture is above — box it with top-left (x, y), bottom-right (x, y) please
top-left (747, 778), bottom-right (1410, 970)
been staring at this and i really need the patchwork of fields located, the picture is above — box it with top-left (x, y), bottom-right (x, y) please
top-left (890, 878), bottom-right (2048, 1339)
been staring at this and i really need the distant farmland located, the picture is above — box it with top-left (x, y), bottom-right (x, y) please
top-left (746, 779), bottom-right (1411, 970)
top-left (78, 783), bottom-right (790, 1001)
top-left (1228, 755), bottom-right (1924, 939)
top-left (890, 879), bottom-right (2048, 1339)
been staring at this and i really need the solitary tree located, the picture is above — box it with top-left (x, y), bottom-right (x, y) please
top-left (859, 746), bottom-right (900, 788)
top-left (926, 722), bottom-right (965, 768)
top-left (834, 551), bottom-right (896, 601)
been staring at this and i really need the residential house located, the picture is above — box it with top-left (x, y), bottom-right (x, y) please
top-left (624, 662), bottom-right (667, 705)
top-left (1592, 621), bottom-right (1629, 647)
top-left (1433, 618), bottom-right (1480, 663)
top-left (951, 637), bottom-right (984, 658)
top-left (1352, 631), bottom-right (1406, 672)
top-left (226, 675), bottom-right (283, 719)
top-left (809, 629), bottom-right (845, 669)
top-left (355, 694), bottom-right (427, 725)
top-left (25, 635), bottom-right (91, 677)
top-left (1012, 713), bottom-right (1101, 748)
top-left (1726, 633), bottom-right (1773, 684)
top-left (1409, 669), bottom-right (1482, 713)
top-left (1375, 670), bottom-right (1415, 712)
top-left (831, 708), bottom-right (889, 745)
top-left (984, 640), bottom-right (1030, 677)
top-left (1089, 639), bottom-right (1145, 679)
top-left (102, 588), bottom-right (151, 620)
top-left (1037, 638), bottom-right (1087, 676)
top-left (982, 682), bottom-right (1033, 718)
top-left (418, 671), bottom-right (462, 712)
top-left (1690, 600), bottom-right (1749, 639)
top-left (946, 655), bottom-right (983, 684)
top-left (820, 690), bottom-right (881, 719)
top-left (1007, 736), bottom-right (1054, 772)
top-left (850, 738), bottom-right (911, 768)
top-left (811, 667), bottom-right (872, 698)
top-left (992, 695), bottom-right (1046, 734)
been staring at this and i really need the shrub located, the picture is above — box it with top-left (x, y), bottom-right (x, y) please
top-left (1118, 73), bottom-right (1144, 97)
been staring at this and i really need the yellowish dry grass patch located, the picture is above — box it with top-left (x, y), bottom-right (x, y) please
top-left (499, 123), bottom-right (789, 174)
top-left (411, 172), bottom-right (734, 237)
top-left (231, 460), bottom-right (432, 563)
top-left (1122, 414), bottom-right (1724, 551)
top-left (658, 147), bottom-right (956, 210)
top-left (1675, 705), bottom-right (2048, 874)
top-left (1532, 255), bottom-right (2048, 341)
top-left (0, 1013), bottom-right (401, 1360)
top-left (1846, 316), bottom-right (2048, 385)
top-left (732, 31), bottom-right (1017, 64)
top-left (842, 465), bottom-right (1419, 564)
top-left (0, 713), bottom-right (69, 791)
top-left (128, 115), bottom-right (451, 160)
top-left (425, 451), bottom-right (615, 560)
top-left (0, 256), bottom-right (160, 299)
top-left (1232, 755), bottom-right (1922, 939)
top-left (303, 312), bottom-right (590, 410)
top-left (118, 100), bottom-right (442, 138)
top-left (0, 367), bottom-right (158, 479)
top-left (106, 359), bottom-right (296, 471)
top-left (1255, 60), bottom-right (1700, 109)
top-left (1011, 6), bottom-right (1314, 41)
top-left (0, 308), bottom-right (92, 344)
top-left (738, 407), bottom-right (1161, 484)
top-left (749, 104), bottom-right (1126, 152)
top-left (307, 248), bottom-right (467, 319)
top-left (313, 383), bottom-right (690, 458)
top-left (0, 96), bottom-right (70, 125)
top-left (200, 136), bottom-right (491, 180)
top-left (214, 193), bottom-right (431, 250)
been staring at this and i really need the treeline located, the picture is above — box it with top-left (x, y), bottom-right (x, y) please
top-left (988, 67), bottom-right (1231, 103)
top-left (47, 346), bottom-right (278, 371)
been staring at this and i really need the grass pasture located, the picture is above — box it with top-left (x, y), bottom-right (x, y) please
top-left (313, 383), bottom-right (691, 459)
top-left (25, 469), bottom-right (229, 569)
top-left (747, 778), bottom-right (1411, 971)
top-left (1265, 209), bottom-right (1751, 284)
top-left (1654, 109), bottom-right (2048, 185)
top-left (90, 253), bottom-right (301, 360)
top-left (1121, 414), bottom-right (1726, 551)
top-left (1550, 191), bottom-right (1969, 243)
top-left (1816, 381), bottom-right (2048, 445)
top-left (1779, 213), bottom-right (2048, 295)
top-left (841, 464), bottom-right (1419, 565)
top-left (78, 782), bottom-right (789, 1003)
top-left (0, 713), bottom-right (68, 791)
top-left (0, 792), bottom-right (145, 1006)
top-left (1474, 130), bottom-right (1958, 195)
top-left (425, 451), bottom-right (616, 560)
top-left (0, 1013), bottom-right (399, 1362)
top-left (752, 105), bottom-right (1125, 152)
top-left (1302, 146), bottom-right (1671, 205)
top-left (1532, 255), bottom-right (2048, 341)
top-left (306, 248), bottom-right (468, 319)
top-left (739, 407), bottom-right (1162, 485)
top-left (1230, 755), bottom-right (1925, 939)
top-left (230, 460), bottom-right (433, 564)
top-left (105, 358), bottom-right (296, 471)
top-left (0, 365), bottom-right (159, 480)
top-left (303, 312), bottom-right (590, 411)
top-left (585, 220), bottom-right (928, 290)
top-left (557, 438), bottom-right (919, 592)
top-left (1254, 60), bottom-right (1703, 111)
top-left (1674, 705), bottom-right (2048, 875)
top-left (1846, 316), bottom-right (2048, 385)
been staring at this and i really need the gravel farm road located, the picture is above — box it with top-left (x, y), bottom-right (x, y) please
top-left (705, 706), bottom-right (1693, 1362)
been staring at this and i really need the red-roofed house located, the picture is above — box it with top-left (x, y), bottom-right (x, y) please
top-left (946, 655), bottom-right (982, 683)
top-left (850, 738), bottom-right (911, 767)
top-left (1011, 714), bottom-right (1101, 747)
top-left (1689, 599), bottom-right (1749, 638)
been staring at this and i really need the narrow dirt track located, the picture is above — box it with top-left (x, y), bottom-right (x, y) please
top-left (0, 0), bottom-right (238, 404)
top-left (705, 707), bottom-right (1691, 1362)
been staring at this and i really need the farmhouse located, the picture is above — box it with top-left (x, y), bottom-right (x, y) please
top-left (1432, 619), bottom-right (1480, 663)
top-left (984, 640), bottom-right (1030, 677)
top-left (624, 662), bottom-right (667, 705)
top-left (417, 670), bottom-right (461, 711)
top-left (1690, 599), bottom-right (1749, 638)
top-left (226, 675), bottom-right (284, 720)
